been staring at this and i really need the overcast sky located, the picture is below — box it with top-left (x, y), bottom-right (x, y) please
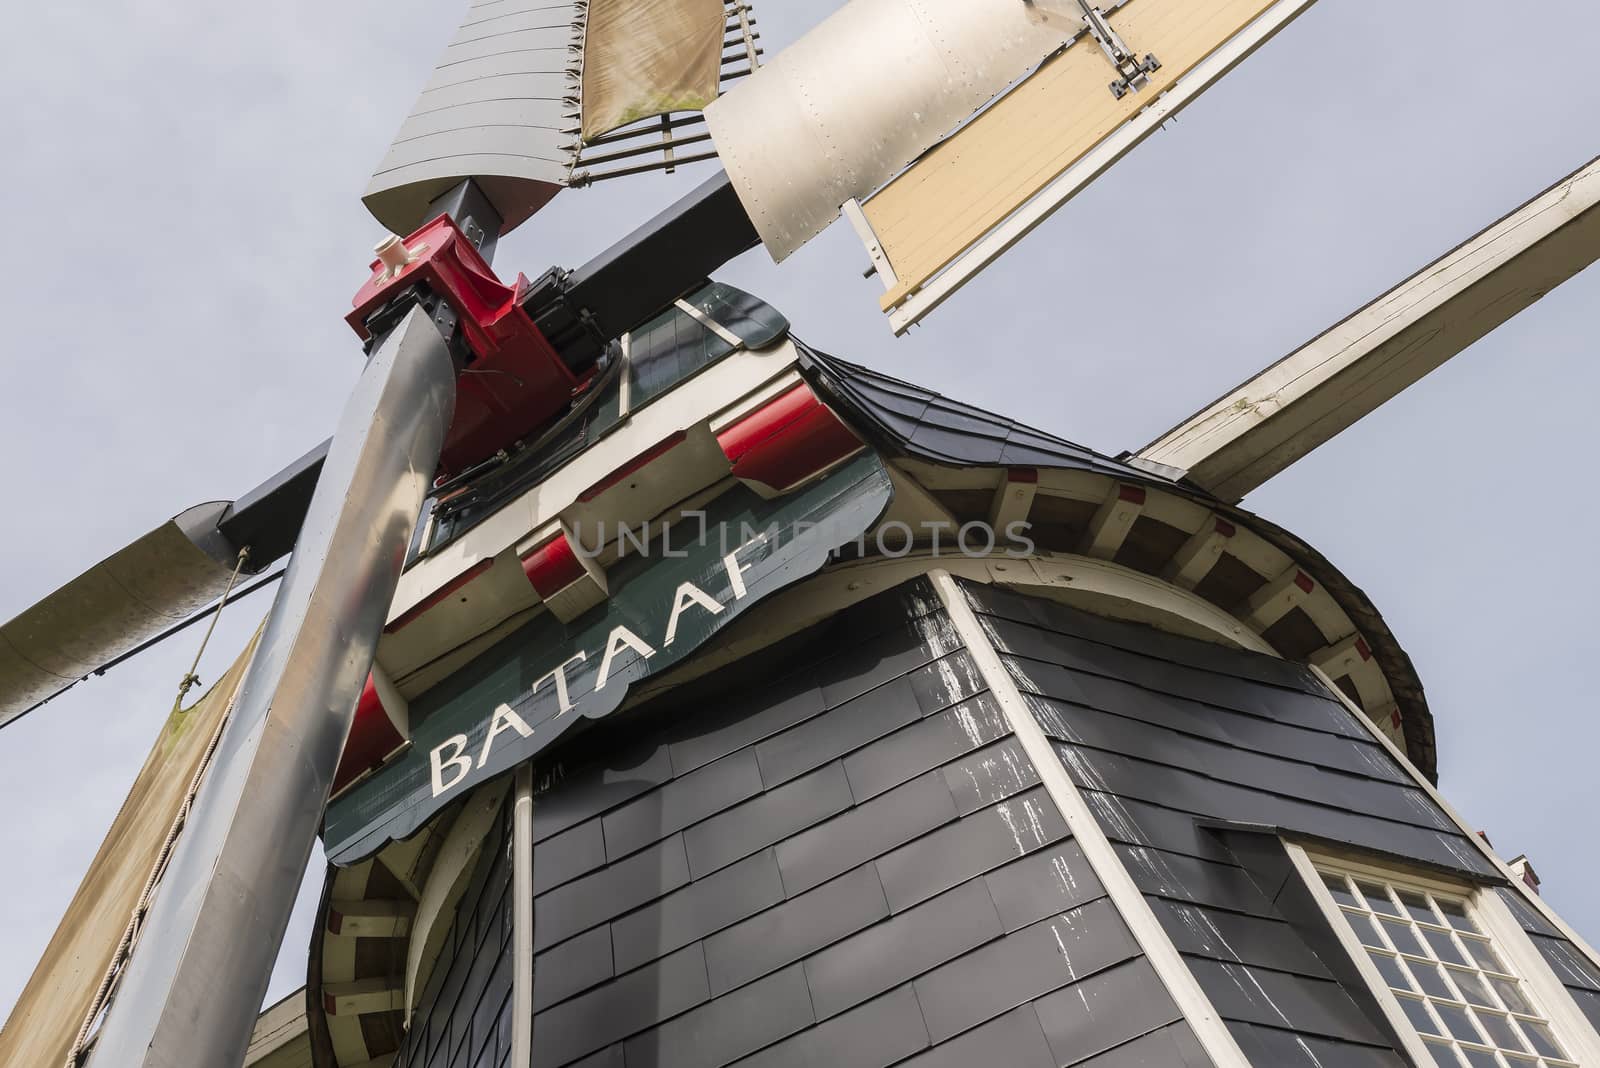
top-left (1, 0), bottom-right (1596, 1025)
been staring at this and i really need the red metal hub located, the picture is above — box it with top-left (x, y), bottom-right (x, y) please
top-left (348, 215), bottom-right (589, 475)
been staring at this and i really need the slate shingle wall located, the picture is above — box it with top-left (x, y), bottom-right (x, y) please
top-left (394, 805), bottom-right (516, 1068)
top-left (959, 578), bottom-right (1503, 1067)
top-left (395, 578), bottom-right (1210, 1068)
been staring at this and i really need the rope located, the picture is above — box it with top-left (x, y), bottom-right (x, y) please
top-left (175, 547), bottom-right (250, 706)
top-left (64, 545), bottom-right (252, 1065)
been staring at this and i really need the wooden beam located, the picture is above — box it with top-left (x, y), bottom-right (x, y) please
top-left (987, 468), bottom-right (1039, 539)
top-left (1137, 155), bottom-right (1600, 502)
top-left (322, 978), bottom-right (404, 1017)
top-left (1160, 515), bottom-right (1235, 589)
top-left (327, 899), bottom-right (415, 939)
top-left (1078, 484), bottom-right (1146, 560)
top-left (1241, 565), bottom-right (1314, 631)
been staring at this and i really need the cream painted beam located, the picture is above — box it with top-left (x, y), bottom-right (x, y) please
top-left (1138, 155), bottom-right (1600, 503)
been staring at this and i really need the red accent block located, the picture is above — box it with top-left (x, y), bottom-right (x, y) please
top-left (1008, 468), bottom-right (1039, 484)
top-left (1117, 485), bottom-right (1147, 505)
top-left (716, 383), bottom-right (861, 496)
top-left (347, 215), bottom-right (585, 476)
top-left (332, 674), bottom-right (407, 796)
top-left (1214, 518), bottom-right (1237, 538)
top-left (1293, 570), bottom-right (1315, 595)
top-left (521, 531), bottom-right (587, 599)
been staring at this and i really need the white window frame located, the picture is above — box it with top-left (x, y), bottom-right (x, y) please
top-left (1286, 842), bottom-right (1600, 1068)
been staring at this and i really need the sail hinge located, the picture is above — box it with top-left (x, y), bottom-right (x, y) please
top-left (1076, 2), bottom-right (1161, 98)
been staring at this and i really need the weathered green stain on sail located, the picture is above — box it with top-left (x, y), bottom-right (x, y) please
top-left (324, 452), bottom-right (893, 864)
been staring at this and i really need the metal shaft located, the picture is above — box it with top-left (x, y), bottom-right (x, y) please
top-left (86, 307), bottom-right (456, 1068)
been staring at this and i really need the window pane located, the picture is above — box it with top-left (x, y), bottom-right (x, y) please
top-left (1400, 996), bottom-right (1443, 1035)
top-left (1448, 968), bottom-right (1495, 1008)
top-left (1436, 898), bottom-right (1480, 933)
top-left (1420, 1040), bottom-right (1463, 1068)
top-left (1361, 881), bottom-right (1403, 916)
top-left (1407, 960), bottom-right (1454, 1000)
top-left (1473, 1010), bottom-right (1526, 1052)
top-left (1488, 977), bottom-right (1532, 1015)
top-left (1424, 927), bottom-right (1469, 966)
top-left (1322, 872), bottom-right (1362, 909)
top-left (1347, 910), bottom-right (1386, 949)
top-left (1433, 1001), bottom-right (1484, 1043)
top-left (1369, 951), bottom-right (1414, 991)
top-left (1400, 890), bottom-right (1440, 925)
top-left (1383, 919), bottom-right (1426, 956)
top-left (1518, 1019), bottom-right (1566, 1060)
top-left (1462, 937), bottom-right (1507, 973)
top-left (1459, 1050), bottom-right (1499, 1068)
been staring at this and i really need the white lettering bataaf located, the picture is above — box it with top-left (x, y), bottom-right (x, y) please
top-left (428, 550), bottom-right (754, 798)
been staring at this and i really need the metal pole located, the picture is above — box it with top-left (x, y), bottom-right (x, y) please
top-left (85, 306), bottom-right (456, 1068)
top-left (511, 764), bottom-right (535, 1068)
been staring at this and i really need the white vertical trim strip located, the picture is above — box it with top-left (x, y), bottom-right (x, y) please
top-left (674, 298), bottom-right (744, 348)
top-left (1282, 842), bottom-right (1439, 1066)
top-left (617, 331), bottom-right (633, 416)
top-left (1307, 666), bottom-right (1600, 984)
top-left (842, 197), bottom-right (900, 291)
top-left (930, 569), bottom-right (1250, 1067)
top-left (511, 764), bottom-right (535, 1068)
top-left (1476, 886), bottom-right (1600, 1061)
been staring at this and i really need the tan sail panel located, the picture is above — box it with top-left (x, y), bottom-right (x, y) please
top-left (864, 0), bottom-right (1286, 311)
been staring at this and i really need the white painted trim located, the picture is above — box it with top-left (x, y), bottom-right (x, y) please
top-left (1283, 841), bottom-right (1440, 1067)
top-left (1296, 844), bottom-right (1600, 1065)
top-left (390, 344), bottom-right (801, 623)
top-left (625, 552), bottom-right (1275, 709)
top-left (885, 0), bottom-right (1321, 334)
top-left (929, 568), bottom-right (1251, 1068)
top-left (1308, 665), bottom-right (1600, 984)
top-left (617, 331), bottom-right (633, 416)
top-left (842, 197), bottom-right (900, 291)
top-left (674, 298), bottom-right (744, 348)
top-left (511, 765), bottom-right (534, 1068)
top-left (404, 782), bottom-right (508, 1017)
top-left (1476, 884), bottom-right (1600, 1063)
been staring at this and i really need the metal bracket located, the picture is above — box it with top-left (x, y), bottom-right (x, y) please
top-left (1076, 2), bottom-right (1160, 98)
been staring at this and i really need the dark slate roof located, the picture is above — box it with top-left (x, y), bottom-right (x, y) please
top-left (956, 579), bottom-right (1503, 1067)
top-left (801, 347), bottom-right (1161, 482)
top-left (799, 345), bottom-right (1439, 782)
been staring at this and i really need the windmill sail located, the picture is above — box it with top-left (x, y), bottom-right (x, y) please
top-left (581, 0), bottom-right (727, 140)
top-left (363, 0), bottom-right (761, 237)
top-left (0, 633), bottom-right (259, 1068)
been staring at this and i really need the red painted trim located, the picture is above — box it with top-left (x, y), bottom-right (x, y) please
top-left (716, 383), bottom-right (861, 493)
top-left (383, 559), bottom-right (495, 635)
top-left (1355, 637), bottom-right (1373, 661)
top-left (521, 531), bottom-right (587, 599)
top-left (1007, 467), bottom-right (1039, 485)
top-left (1293, 570), bottom-right (1315, 595)
top-left (332, 674), bottom-right (408, 795)
top-left (1117, 485), bottom-right (1147, 505)
top-left (327, 908), bottom-right (344, 936)
top-left (578, 431), bottom-right (688, 503)
top-left (1391, 709), bottom-right (1403, 730)
top-left (323, 992), bottom-right (338, 1016)
top-left (1213, 518), bottom-right (1237, 538)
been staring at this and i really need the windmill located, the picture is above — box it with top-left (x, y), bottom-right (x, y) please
top-left (1, 1), bottom-right (1598, 1067)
